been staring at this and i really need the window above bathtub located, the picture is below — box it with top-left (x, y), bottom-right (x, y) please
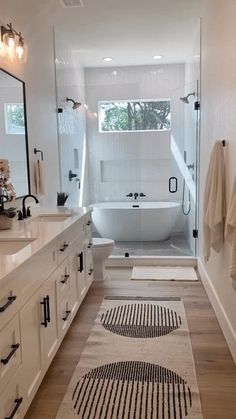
top-left (98, 99), bottom-right (171, 133)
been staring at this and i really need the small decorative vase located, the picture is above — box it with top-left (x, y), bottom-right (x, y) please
top-left (0, 215), bottom-right (13, 230)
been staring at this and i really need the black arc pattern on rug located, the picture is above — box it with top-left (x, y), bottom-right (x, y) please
top-left (100, 303), bottom-right (182, 338)
top-left (72, 361), bottom-right (192, 419)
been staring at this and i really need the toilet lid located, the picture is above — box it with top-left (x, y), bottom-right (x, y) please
top-left (92, 238), bottom-right (114, 248)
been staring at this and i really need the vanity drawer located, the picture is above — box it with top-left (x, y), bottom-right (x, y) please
top-left (57, 222), bottom-right (83, 263)
top-left (0, 244), bottom-right (57, 330)
top-left (56, 259), bottom-right (70, 299)
top-left (0, 314), bottom-right (22, 393)
top-left (85, 213), bottom-right (93, 236)
top-left (58, 297), bottom-right (71, 337)
top-left (86, 250), bottom-right (94, 287)
top-left (0, 368), bottom-right (24, 419)
top-left (0, 283), bottom-right (20, 331)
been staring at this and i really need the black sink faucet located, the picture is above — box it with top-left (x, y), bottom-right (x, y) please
top-left (134, 192), bottom-right (139, 200)
top-left (22, 194), bottom-right (39, 218)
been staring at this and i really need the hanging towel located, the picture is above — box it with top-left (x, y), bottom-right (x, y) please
top-left (225, 178), bottom-right (236, 280)
top-left (203, 141), bottom-right (226, 261)
top-left (34, 159), bottom-right (46, 196)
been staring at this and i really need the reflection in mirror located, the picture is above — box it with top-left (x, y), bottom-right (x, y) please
top-left (0, 68), bottom-right (30, 198)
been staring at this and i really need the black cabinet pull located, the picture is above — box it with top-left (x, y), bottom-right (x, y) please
top-left (60, 274), bottom-right (70, 284)
top-left (87, 220), bottom-right (92, 226)
top-left (169, 177), bottom-right (178, 193)
top-left (46, 295), bottom-right (50, 323)
top-left (59, 242), bottom-right (69, 252)
top-left (87, 243), bottom-right (93, 249)
top-left (88, 268), bottom-right (94, 276)
top-left (1, 344), bottom-right (20, 365)
top-left (62, 310), bottom-right (71, 322)
top-left (5, 397), bottom-right (23, 419)
top-left (0, 296), bottom-right (17, 313)
top-left (78, 252), bottom-right (84, 272)
top-left (41, 297), bottom-right (48, 327)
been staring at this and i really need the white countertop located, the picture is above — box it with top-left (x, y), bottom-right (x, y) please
top-left (0, 206), bottom-right (91, 284)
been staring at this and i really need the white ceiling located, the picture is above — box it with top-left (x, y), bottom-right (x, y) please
top-left (0, 0), bottom-right (203, 68)
top-left (54, 0), bottom-right (203, 68)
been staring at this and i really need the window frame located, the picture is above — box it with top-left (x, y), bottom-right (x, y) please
top-left (98, 98), bottom-right (171, 134)
top-left (4, 102), bottom-right (25, 135)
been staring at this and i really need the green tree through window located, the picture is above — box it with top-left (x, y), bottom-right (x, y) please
top-left (99, 100), bottom-right (171, 132)
top-left (5, 103), bottom-right (25, 135)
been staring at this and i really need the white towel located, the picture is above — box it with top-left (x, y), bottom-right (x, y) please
top-left (34, 160), bottom-right (46, 196)
top-left (225, 178), bottom-right (236, 280)
top-left (203, 141), bottom-right (226, 262)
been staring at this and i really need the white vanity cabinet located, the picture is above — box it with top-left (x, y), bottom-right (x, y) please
top-left (0, 368), bottom-right (25, 419)
top-left (0, 210), bottom-right (93, 419)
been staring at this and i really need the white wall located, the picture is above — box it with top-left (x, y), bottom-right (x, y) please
top-left (199, 0), bottom-right (236, 362)
top-left (0, 2), bottom-right (60, 206)
top-left (85, 64), bottom-right (185, 216)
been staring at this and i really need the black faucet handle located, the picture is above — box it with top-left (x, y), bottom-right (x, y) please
top-left (126, 193), bottom-right (133, 197)
top-left (140, 193), bottom-right (146, 197)
top-left (17, 210), bottom-right (23, 221)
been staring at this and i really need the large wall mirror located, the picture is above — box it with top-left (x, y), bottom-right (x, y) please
top-left (0, 68), bottom-right (30, 198)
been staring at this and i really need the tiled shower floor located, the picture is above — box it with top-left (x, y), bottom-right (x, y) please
top-left (111, 233), bottom-right (193, 257)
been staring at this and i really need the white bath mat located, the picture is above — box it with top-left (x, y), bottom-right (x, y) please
top-left (131, 266), bottom-right (198, 281)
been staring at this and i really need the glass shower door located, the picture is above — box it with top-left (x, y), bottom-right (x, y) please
top-left (169, 81), bottom-right (199, 257)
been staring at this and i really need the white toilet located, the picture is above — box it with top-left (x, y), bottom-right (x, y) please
top-left (92, 238), bottom-right (114, 281)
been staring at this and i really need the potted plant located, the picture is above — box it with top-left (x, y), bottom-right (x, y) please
top-left (0, 159), bottom-right (16, 230)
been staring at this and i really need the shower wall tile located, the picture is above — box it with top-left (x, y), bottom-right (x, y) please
top-left (85, 64), bottom-right (185, 204)
top-left (100, 159), bottom-right (170, 182)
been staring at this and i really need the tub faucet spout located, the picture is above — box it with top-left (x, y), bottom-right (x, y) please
top-left (134, 193), bottom-right (139, 200)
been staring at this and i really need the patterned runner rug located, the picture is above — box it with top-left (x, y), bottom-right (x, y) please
top-left (131, 266), bottom-right (199, 281)
top-left (56, 297), bottom-right (203, 419)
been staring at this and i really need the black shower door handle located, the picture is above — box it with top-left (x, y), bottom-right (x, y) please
top-left (169, 177), bottom-right (178, 193)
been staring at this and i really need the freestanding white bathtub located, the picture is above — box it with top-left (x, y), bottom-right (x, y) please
top-left (91, 202), bottom-right (181, 242)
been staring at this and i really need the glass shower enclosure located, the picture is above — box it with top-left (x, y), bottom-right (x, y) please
top-left (85, 66), bottom-right (200, 259)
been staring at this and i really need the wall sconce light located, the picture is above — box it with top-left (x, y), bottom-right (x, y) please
top-left (0, 23), bottom-right (28, 63)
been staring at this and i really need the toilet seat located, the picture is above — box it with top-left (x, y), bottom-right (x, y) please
top-left (92, 238), bottom-right (114, 248)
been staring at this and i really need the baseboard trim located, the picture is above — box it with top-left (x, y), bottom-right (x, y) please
top-left (198, 258), bottom-right (236, 363)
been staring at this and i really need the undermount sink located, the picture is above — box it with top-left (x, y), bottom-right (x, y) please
top-left (32, 213), bottom-right (72, 222)
top-left (0, 238), bottom-right (36, 255)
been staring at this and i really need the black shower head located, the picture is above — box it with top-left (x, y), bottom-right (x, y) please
top-left (66, 97), bottom-right (82, 110)
top-left (179, 92), bottom-right (196, 104)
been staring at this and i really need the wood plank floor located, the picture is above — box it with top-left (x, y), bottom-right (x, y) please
top-left (25, 268), bottom-right (236, 419)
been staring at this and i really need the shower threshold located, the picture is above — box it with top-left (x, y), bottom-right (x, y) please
top-left (111, 234), bottom-right (193, 258)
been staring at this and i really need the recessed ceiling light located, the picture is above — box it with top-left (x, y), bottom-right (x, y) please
top-left (153, 55), bottom-right (163, 60)
top-left (103, 57), bottom-right (113, 62)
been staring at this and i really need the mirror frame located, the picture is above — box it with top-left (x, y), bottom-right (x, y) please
top-left (0, 67), bottom-right (31, 198)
